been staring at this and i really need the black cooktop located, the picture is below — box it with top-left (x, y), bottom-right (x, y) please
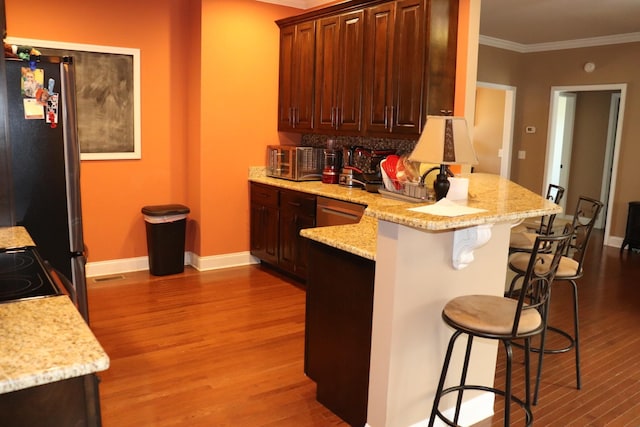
top-left (0, 248), bottom-right (61, 303)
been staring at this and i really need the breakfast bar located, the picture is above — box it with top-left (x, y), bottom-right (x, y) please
top-left (251, 170), bottom-right (559, 426)
top-left (301, 173), bottom-right (559, 427)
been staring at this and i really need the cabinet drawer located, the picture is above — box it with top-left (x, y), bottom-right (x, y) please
top-left (281, 189), bottom-right (316, 217)
top-left (251, 183), bottom-right (279, 208)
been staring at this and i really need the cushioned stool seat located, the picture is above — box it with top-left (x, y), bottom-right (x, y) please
top-left (444, 295), bottom-right (541, 336)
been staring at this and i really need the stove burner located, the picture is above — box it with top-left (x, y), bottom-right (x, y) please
top-left (0, 252), bottom-right (35, 275)
top-left (0, 249), bottom-right (60, 302)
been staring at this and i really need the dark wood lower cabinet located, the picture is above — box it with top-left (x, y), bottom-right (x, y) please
top-left (250, 182), bottom-right (316, 281)
top-left (305, 240), bottom-right (375, 427)
top-left (0, 374), bottom-right (102, 427)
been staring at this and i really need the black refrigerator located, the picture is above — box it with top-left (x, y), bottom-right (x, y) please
top-left (4, 55), bottom-right (89, 322)
top-left (1, 55), bottom-right (104, 426)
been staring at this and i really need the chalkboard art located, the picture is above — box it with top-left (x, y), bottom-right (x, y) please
top-left (7, 37), bottom-right (141, 160)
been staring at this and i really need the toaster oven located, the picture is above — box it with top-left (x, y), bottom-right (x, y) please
top-left (267, 145), bottom-right (323, 181)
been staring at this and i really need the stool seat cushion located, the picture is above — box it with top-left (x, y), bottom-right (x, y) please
top-left (509, 253), bottom-right (579, 278)
top-left (443, 295), bottom-right (542, 336)
top-left (509, 231), bottom-right (538, 250)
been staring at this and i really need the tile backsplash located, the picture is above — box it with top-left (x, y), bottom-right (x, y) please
top-left (301, 134), bottom-right (417, 155)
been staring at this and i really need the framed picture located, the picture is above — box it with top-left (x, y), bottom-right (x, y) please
top-left (6, 37), bottom-right (141, 160)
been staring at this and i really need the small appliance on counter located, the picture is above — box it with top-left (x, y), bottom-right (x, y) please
top-left (267, 145), bottom-right (324, 181)
top-left (339, 146), bottom-right (396, 192)
top-left (322, 139), bottom-right (341, 184)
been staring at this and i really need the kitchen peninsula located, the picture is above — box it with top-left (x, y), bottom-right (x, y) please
top-left (0, 226), bottom-right (109, 426)
top-left (250, 169), bottom-right (560, 426)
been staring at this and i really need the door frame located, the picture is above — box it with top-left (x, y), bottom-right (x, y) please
top-left (544, 83), bottom-right (627, 246)
top-left (475, 82), bottom-right (516, 178)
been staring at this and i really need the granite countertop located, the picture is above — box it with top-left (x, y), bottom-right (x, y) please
top-left (0, 296), bottom-right (110, 394)
top-left (301, 215), bottom-right (378, 261)
top-left (250, 167), bottom-right (560, 259)
top-left (0, 226), bottom-right (36, 250)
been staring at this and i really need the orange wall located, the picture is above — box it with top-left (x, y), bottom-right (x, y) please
top-left (6, 0), bottom-right (469, 264)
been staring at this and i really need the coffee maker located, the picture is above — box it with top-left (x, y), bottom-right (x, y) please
top-left (322, 139), bottom-right (342, 184)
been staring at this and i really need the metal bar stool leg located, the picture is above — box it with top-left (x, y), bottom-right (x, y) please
top-left (533, 286), bottom-right (553, 405)
top-left (429, 330), bottom-right (462, 427)
top-left (454, 336), bottom-right (474, 425)
top-left (570, 279), bottom-right (582, 390)
top-left (503, 341), bottom-right (513, 427)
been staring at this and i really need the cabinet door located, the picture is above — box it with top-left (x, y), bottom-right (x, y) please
top-left (390, 0), bottom-right (426, 135)
top-left (278, 22), bottom-right (316, 132)
top-left (315, 11), bottom-right (365, 133)
top-left (364, 0), bottom-right (427, 136)
top-left (279, 190), bottom-right (316, 279)
top-left (250, 184), bottom-right (279, 265)
top-left (336, 10), bottom-right (365, 132)
top-left (363, 2), bottom-right (395, 134)
top-left (314, 16), bottom-right (340, 131)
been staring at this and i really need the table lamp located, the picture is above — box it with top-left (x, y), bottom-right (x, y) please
top-left (409, 114), bottom-right (478, 200)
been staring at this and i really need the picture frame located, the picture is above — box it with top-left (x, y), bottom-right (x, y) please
top-left (6, 37), bottom-right (141, 160)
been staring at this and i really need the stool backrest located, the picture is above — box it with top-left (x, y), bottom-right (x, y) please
top-left (512, 225), bottom-right (573, 337)
top-left (538, 184), bottom-right (565, 235)
top-left (564, 195), bottom-right (604, 275)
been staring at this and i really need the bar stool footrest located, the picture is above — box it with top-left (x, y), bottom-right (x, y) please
top-left (432, 384), bottom-right (533, 427)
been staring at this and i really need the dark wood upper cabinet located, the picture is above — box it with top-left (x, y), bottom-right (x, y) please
top-left (362, 2), bottom-right (395, 135)
top-left (278, 21), bottom-right (316, 132)
top-left (276, 0), bottom-right (458, 138)
top-left (390, 0), bottom-right (426, 135)
top-left (315, 10), bottom-right (365, 133)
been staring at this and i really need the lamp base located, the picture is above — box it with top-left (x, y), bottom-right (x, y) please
top-left (433, 165), bottom-right (450, 201)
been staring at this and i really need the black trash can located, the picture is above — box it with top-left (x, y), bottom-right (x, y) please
top-left (141, 204), bottom-right (190, 276)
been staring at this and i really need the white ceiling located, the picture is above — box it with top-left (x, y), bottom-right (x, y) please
top-left (260, 0), bottom-right (640, 52)
top-left (480, 0), bottom-right (640, 51)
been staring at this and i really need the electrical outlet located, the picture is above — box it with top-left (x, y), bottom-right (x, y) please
top-left (518, 150), bottom-right (526, 160)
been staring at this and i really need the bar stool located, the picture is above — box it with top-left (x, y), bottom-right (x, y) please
top-left (507, 195), bottom-right (603, 404)
top-left (509, 184), bottom-right (565, 253)
top-left (429, 229), bottom-right (573, 427)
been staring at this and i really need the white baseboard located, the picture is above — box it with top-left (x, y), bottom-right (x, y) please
top-left (607, 235), bottom-right (623, 248)
top-left (188, 251), bottom-right (260, 271)
top-left (85, 251), bottom-right (260, 278)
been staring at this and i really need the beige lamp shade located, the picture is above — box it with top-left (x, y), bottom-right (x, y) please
top-left (409, 115), bottom-right (478, 165)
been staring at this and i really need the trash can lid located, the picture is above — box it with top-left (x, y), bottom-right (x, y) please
top-left (141, 204), bottom-right (190, 216)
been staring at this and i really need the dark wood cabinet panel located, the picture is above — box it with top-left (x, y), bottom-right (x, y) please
top-left (250, 183), bottom-right (279, 265)
top-left (363, 2), bottom-right (395, 134)
top-left (364, 0), bottom-right (426, 136)
top-left (250, 183), bottom-right (316, 281)
top-left (0, 375), bottom-right (101, 427)
top-left (279, 190), bottom-right (316, 279)
top-left (277, 0), bottom-right (457, 138)
top-left (424, 0), bottom-right (458, 116)
top-left (391, 0), bottom-right (426, 134)
top-left (278, 22), bottom-right (316, 132)
top-left (315, 10), bottom-right (365, 132)
top-left (305, 240), bottom-right (376, 427)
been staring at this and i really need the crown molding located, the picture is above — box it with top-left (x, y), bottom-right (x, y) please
top-left (480, 32), bottom-right (640, 53)
top-left (256, 0), bottom-right (331, 9)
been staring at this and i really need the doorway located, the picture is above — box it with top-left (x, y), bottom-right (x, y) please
top-left (473, 82), bottom-right (516, 178)
top-left (544, 84), bottom-right (627, 246)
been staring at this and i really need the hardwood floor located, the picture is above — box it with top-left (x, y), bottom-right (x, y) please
top-left (88, 266), bottom-right (347, 427)
top-left (88, 232), bottom-right (640, 426)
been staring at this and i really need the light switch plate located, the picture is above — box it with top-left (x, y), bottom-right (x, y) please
top-left (518, 150), bottom-right (526, 159)
top-left (525, 126), bottom-right (536, 134)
